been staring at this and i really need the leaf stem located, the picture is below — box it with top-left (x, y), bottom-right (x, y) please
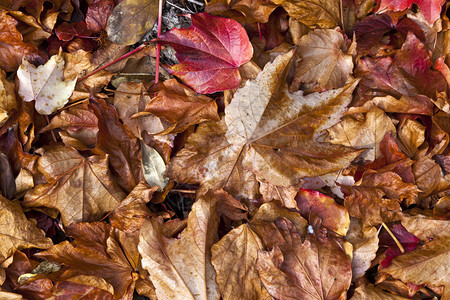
top-left (77, 43), bottom-right (146, 82)
top-left (155, 0), bottom-right (164, 84)
top-left (381, 222), bottom-right (405, 254)
top-left (45, 115), bottom-right (58, 143)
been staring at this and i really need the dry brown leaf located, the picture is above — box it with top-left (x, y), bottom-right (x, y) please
top-left (413, 154), bottom-right (450, 201)
top-left (109, 182), bottom-right (158, 233)
top-left (257, 218), bottom-right (352, 300)
top-left (398, 119), bottom-right (425, 157)
top-left (293, 29), bottom-right (353, 91)
top-left (352, 284), bottom-right (410, 299)
top-left (23, 146), bottom-right (125, 226)
top-left (36, 222), bottom-right (140, 299)
top-left (52, 275), bottom-right (114, 299)
top-left (0, 195), bottom-right (52, 265)
top-left (326, 106), bottom-right (396, 161)
top-left (296, 188), bottom-right (350, 236)
top-left (270, 0), bottom-right (340, 28)
top-left (0, 69), bottom-right (16, 126)
top-left (345, 218), bottom-right (379, 280)
top-left (144, 79), bottom-right (220, 134)
top-left (259, 181), bottom-right (300, 209)
top-left (400, 209), bottom-right (450, 240)
top-left (343, 170), bottom-right (419, 225)
top-left (346, 95), bottom-right (434, 116)
top-left (168, 51), bottom-right (362, 198)
top-left (138, 192), bottom-right (220, 300)
top-left (382, 238), bottom-right (450, 294)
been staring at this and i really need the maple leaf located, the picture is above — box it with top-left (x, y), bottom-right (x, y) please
top-left (377, 0), bottom-right (446, 25)
top-left (257, 218), bottom-right (352, 300)
top-left (17, 51), bottom-right (77, 115)
top-left (0, 195), bottom-right (53, 265)
top-left (292, 29), bottom-right (354, 91)
top-left (138, 192), bottom-right (220, 299)
top-left (35, 222), bottom-right (140, 299)
top-left (156, 12), bottom-right (253, 94)
top-left (23, 146), bottom-right (125, 226)
top-left (168, 51), bottom-right (362, 197)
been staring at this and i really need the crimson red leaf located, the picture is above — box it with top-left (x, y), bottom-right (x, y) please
top-left (55, 22), bottom-right (92, 42)
top-left (377, 0), bottom-right (445, 24)
top-left (156, 12), bottom-right (253, 94)
top-left (379, 224), bottom-right (420, 269)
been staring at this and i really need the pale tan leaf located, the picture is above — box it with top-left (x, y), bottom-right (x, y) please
top-left (352, 284), bottom-right (409, 300)
top-left (17, 52), bottom-right (76, 115)
top-left (138, 193), bottom-right (220, 300)
top-left (398, 119), bottom-right (426, 157)
top-left (0, 195), bottom-right (53, 265)
top-left (0, 69), bottom-right (16, 126)
top-left (23, 146), bottom-right (126, 226)
top-left (141, 141), bottom-right (168, 191)
top-left (346, 218), bottom-right (379, 280)
top-left (401, 210), bottom-right (450, 240)
top-left (259, 182), bottom-right (300, 209)
top-left (293, 29), bottom-right (353, 90)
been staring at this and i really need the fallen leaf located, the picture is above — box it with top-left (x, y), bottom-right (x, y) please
top-left (107, 0), bottom-right (158, 45)
top-left (397, 119), bottom-right (425, 157)
top-left (259, 181), bottom-right (300, 209)
top-left (23, 146), bottom-right (125, 226)
top-left (156, 12), bottom-right (253, 94)
top-left (0, 152), bottom-right (15, 199)
top-left (295, 188), bottom-right (350, 236)
top-left (36, 222), bottom-right (140, 299)
top-left (326, 106), bottom-right (396, 161)
top-left (269, 0), bottom-right (340, 28)
top-left (377, 0), bottom-right (446, 25)
top-left (141, 141), bottom-right (168, 191)
top-left (52, 275), bottom-right (114, 299)
top-left (86, 0), bottom-right (115, 33)
top-left (55, 21), bottom-right (92, 42)
top-left (0, 195), bottom-right (52, 265)
top-left (293, 29), bottom-right (354, 90)
top-left (346, 95), bottom-right (434, 116)
top-left (206, 0), bottom-right (278, 23)
top-left (343, 170), bottom-right (419, 225)
top-left (17, 51), bottom-right (77, 115)
top-left (379, 224), bottom-right (420, 269)
top-left (352, 284), bottom-right (410, 299)
top-left (138, 192), bottom-right (220, 300)
top-left (145, 79), bottom-right (220, 133)
top-left (168, 51), bottom-right (362, 198)
top-left (345, 218), bottom-right (379, 280)
top-left (0, 69), bottom-right (16, 126)
top-left (257, 218), bottom-right (352, 300)
top-left (381, 238), bottom-right (450, 292)
top-left (401, 209), bottom-right (450, 240)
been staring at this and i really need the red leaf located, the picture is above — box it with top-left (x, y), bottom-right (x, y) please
top-left (86, 0), bottom-right (115, 33)
top-left (55, 21), bottom-right (92, 42)
top-left (379, 224), bottom-right (420, 269)
top-left (156, 12), bottom-right (253, 94)
top-left (377, 0), bottom-right (445, 24)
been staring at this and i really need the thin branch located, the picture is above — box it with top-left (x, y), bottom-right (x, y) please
top-left (381, 222), bottom-right (405, 254)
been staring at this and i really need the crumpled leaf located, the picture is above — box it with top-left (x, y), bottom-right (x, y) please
top-left (343, 170), bottom-right (419, 225)
top-left (17, 51), bottom-right (77, 115)
top-left (377, 0), bottom-right (446, 25)
top-left (352, 284), bottom-right (410, 299)
top-left (138, 192), bottom-right (220, 300)
top-left (379, 224), bottom-right (420, 269)
top-left (143, 79), bottom-right (220, 133)
top-left (141, 141), bottom-right (168, 191)
top-left (401, 210), bottom-right (450, 240)
top-left (52, 275), bottom-right (114, 300)
top-left (168, 51), bottom-right (362, 198)
top-left (0, 195), bottom-right (52, 265)
top-left (0, 69), bottom-right (16, 126)
top-left (326, 106), bottom-right (396, 161)
top-left (381, 238), bottom-right (450, 293)
top-left (269, 0), bottom-right (340, 28)
top-left (107, 0), bottom-right (158, 45)
top-left (295, 188), bottom-right (350, 236)
top-left (257, 218), bottom-right (352, 300)
top-left (346, 218), bottom-right (379, 280)
top-left (86, 0), bottom-right (114, 33)
top-left (36, 222), bottom-right (140, 299)
top-left (156, 12), bottom-right (253, 94)
top-left (293, 29), bottom-right (354, 90)
top-left (23, 146), bottom-right (125, 226)
top-left (205, 0), bottom-right (278, 23)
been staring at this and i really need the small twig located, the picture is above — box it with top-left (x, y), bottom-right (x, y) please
top-left (185, 0), bottom-right (205, 6)
top-left (339, 0), bottom-right (345, 32)
top-left (382, 222), bottom-right (405, 254)
top-left (166, 1), bottom-right (194, 13)
top-left (257, 23), bottom-right (263, 42)
top-left (77, 43), bottom-right (146, 82)
top-left (155, 0), bottom-right (164, 85)
top-left (45, 115), bottom-right (58, 143)
top-left (171, 189), bottom-right (196, 194)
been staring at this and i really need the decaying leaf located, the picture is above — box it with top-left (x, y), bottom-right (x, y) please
top-left (138, 192), bottom-right (220, 300)
top-left (17, 51), bottom-right (77, 115)
top-left (107, 0), bottom-right (158, 45)
top-left (156, 13), bottom-right (253, 94)
top-left (257, 218), bottom-right (352, 300)
top-left (23, 146), bottom-right (125, 226)
top-left (0, 69), bottom-right (16, 126)
top-left (0, 195), bottom-right (53, 265)
top-left (352, 284), bottom-right (410, 299)
top-left (168, 51), bottom-right (362, 198)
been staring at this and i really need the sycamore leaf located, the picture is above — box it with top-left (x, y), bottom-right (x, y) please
top-left (107, 0), bottom-right (158, 45)
top-left (168, 51), bottom-right (362, 198)
top-left (377, 0), bottom-right (446, 25)
top-left (36, 222), bottom-right (140, 299)
top-left (293, 29), bottom-right (354, 90)
top-left (382, 238), bottom-right (450, 291)
top-left (17, 52), bottom-right (76, 115)
top-left (269, 0), bottom-right (340, 28)
top-left (138, 192), bottom-right (220, 300)
top-left (346, 218), bottom-right (379, 281)
top-left (257, 218), bottom-right (352, 300)
top-left (326, 106), bottom-right (396, 161)
top-left (0, 195), bottom-right (53, 265)
top-left (156, 13), bottom-right (253, 94)
top-left (23, 146), bottom-right (125, 226)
